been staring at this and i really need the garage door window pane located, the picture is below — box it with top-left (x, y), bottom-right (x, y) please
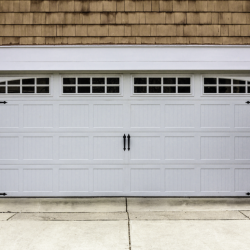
top-left (178, 86), bottom-right (190, 93)
top-left (92, 86), bottom-right (105, 93)
top-left (107, 86), bottom-right (119, 93)
top-left (37, 78), bottom-right (49, 85)
top-left (8, 80), bottom-right (20, 85)
top-left (178, 78), bottom-right (190, 85)
top-left (78, 87), bottom-right (90, 93)
top-left (22, 86), bottom-right (35, 93)
top-left (63, 86), bottom-right (76, 93)
top-left (0, 87), bottom-right (5, 93)
top-left (163, 78), bottom-right (176, 85)
top-left (78, 78), bottom-right (90, 85)
top-left (37, 86), bottom-right (49, 93)
top-left (204, 86), bottom-right (217, 93)
top-left (63, 78), bottom-right (75, 85)
top-left (233, 80), bottom-right (245, 85)
top-left (22, 79), bottom-right (35, 85)
top-left (149, 78), bottom-right (161, 85)
top-left (8, 86), bottom-right (20, 93)
top-left (134, 86), bottom-right (147, 93)
top-left (93, 78), bottom-right (104, 85)
top-left (149, 86), bottom-right (161, 93)
top-left (163, 86), bottom-right (176, 93)
top-left (219, 86), bottom-right (231, 93)
top-left (219, 78), bottom-right (231, 85)
top-left (204, 78), bottom-right (216, 85)
top-left (0, 82), bottom-right (5, 85)
top-left (233, 86), bottom-right (245, 93)
top-left (107, 78), bottom-right (119, 85)
top-left (134, 78), bottom-right (146, 85)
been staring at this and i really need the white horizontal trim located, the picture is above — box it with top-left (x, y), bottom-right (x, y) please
top-left (0, 45), bottom-right (250, 71)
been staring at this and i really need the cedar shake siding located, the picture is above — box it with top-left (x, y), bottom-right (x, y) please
top-left (0, 0), bottom-right (250, 45)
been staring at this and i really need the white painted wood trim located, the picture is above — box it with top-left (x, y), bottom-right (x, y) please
top-left (0, 45), bottom-right (250, 71)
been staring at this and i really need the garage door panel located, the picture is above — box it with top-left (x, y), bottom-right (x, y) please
top-left (23, 136), bottom-right (53, 160)
top-left (200, 168), bottom-right (231, 192)
top-left (200, 136), bottom-right (231, 160)
top-left (235, 169), bottom-right (250, 192)
top-left (130, 168), bottom-right (161, 192)
top-left (130, 104), bottom-right (161, 128)
top-left (23, 169), bottom-right (53, 192)
top-left (164, 104), bottom-right (195, 128)
top-left (59, 169), bottom-right (89, 192)
top-left (165, 168), bottom-right (195, 192)
top-left (59, 136), bottom-right (89, 160)
top-left (234, 105), bottom-right (250, 128)
top-left (200, 104), bottom-right (230, 128)
top-left (93, 136), bottom-right (125, 161)
top-left (0, 169), bottom-right (19, 192)
top-left (93, 168), bottom-right (124, 192)
top-left (0, 104), bottom-right (19, 128)
top-left (164, 136), bottom-right (195, 160)
top-left (23, 104), bottom-right (53, 128)
top-left (130, 136), bottom-right (161, 161)
top-left (0, 136), bottom-right (19, 160)
top-left (94, 104), bottom-right (123, 128)
top-left (235, 136), bottom-right (250, 160)
top-left (59, 104), bottom-right (89, 128)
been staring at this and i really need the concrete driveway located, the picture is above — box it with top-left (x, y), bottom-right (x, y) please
top-left (0, 198), bottom-right (250, 250)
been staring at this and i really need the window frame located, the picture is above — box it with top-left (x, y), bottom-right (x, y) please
top-left (60, 75), bottom-right (123, 96)
top-left (202, 75), bottom-right (250, 96)
top-left (131, 74), bottom-right (194, 96)
top-left (0, 76), bottom-right (51, 96)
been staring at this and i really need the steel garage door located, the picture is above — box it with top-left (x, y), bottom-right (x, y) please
top-left (0, 74), bottom-right (250, 197)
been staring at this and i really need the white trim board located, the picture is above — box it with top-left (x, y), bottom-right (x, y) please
top-left (0, 45), bottom-right (250, 71)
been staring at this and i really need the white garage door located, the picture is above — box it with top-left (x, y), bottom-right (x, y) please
top-left (0, 74), bottom-right (250, 197)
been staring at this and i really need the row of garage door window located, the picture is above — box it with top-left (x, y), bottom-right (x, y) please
top-left (0, 77), bottom-right (250, 94)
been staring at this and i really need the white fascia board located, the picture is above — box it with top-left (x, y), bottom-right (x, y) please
top-left (0, 45), bottom-right (250, 71)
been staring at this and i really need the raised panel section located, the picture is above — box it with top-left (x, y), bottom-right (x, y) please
top-left (165, 137), bottom-right (195, 160)
top-left (59, 136), bottom-right (89, 160)
top-left (235, 105), bottom-right (250, 128)
top-left (59, 169), bottom-right (89, 192)
top-left (235, 137), bottom-right (250, 160)
top-left (23, 169), bottom-right (53, 192)
top-left (94, 104), bottom-right (123, 128)
top-left (201, 169), bottom-right (230, 192)
top-left (93, 169), bottom-right (123, 192)
top-left (235, 169), bottom-right (250, 192)
top-left (200, 136), bottom-right (230, 160)
top-left (130, 136), bottom-right (161, 160)
top-left (23, 136), bottom-right (53, 160)
top-left (201, 104), bottom-right (230, 128)
top-left (23, 104), bottom-right (53, 128)
top-left (0, 137), bottom-right (18, 160)
top-left (165, 104), bottom-right (194, 128)
top-left (165, 169), bottom-right (195, 192)
top-left (59, 104), bottom-right (89, 128)
top-left (0, 169), bottom-right (19, 192)
top-left (131, 104), bottom-right (161, 128)
top-left (93, 136), bottom-right (123, 160)
top-left (131, 168), bottom-right (161, 192)
top-left (0, 105), bottom-right (19, 128)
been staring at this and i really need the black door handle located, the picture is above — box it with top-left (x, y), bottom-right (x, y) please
top-left (123, 134), bottom-right (126, 151)
top-left (127, 134), bottom-right (130, 151)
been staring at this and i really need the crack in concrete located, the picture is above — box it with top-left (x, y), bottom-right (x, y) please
top-left (7, 213), bottom-right (17, 221)
top-left (126, 198), bottom-right (132, 250)
top-left (239, 211), bottom-right (250, 220)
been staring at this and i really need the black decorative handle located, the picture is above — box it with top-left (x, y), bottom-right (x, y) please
top-left (0, 101), bottom-right (7, 104)
top-left (123, 134), bottom-right (126, 151)
top-left (246, 101), bottom-right (250, 104)
top-left (0, 193), bottom-right (7, 196)
top-left (127, 134), bottom-right (130, 151)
